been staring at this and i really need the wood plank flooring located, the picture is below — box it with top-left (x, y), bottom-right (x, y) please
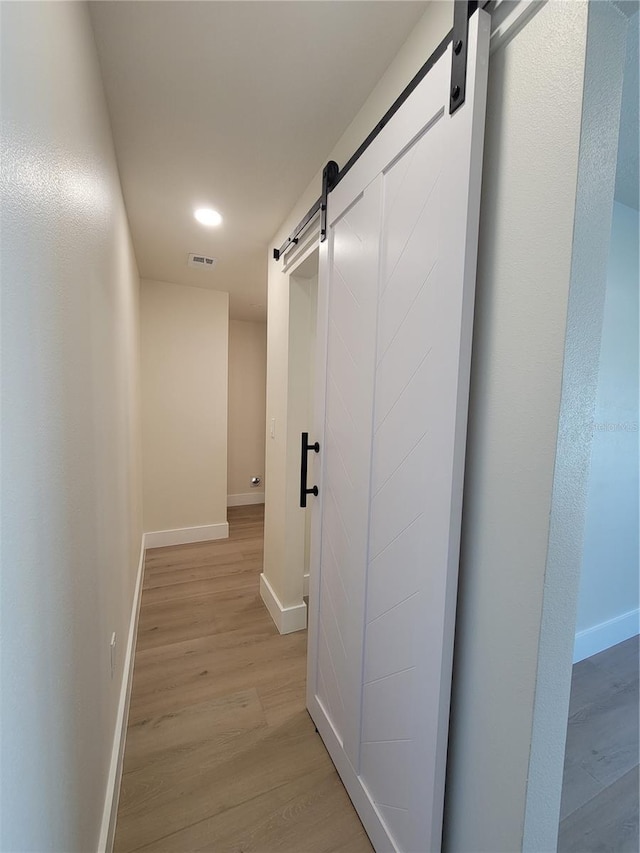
top-left (558, 635), bottom-right (639, 852)
top-left (114, 505), bottom-right (372, 853)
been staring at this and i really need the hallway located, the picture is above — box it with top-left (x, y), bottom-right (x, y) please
top-left (114, 505), bottom-right (372, 852)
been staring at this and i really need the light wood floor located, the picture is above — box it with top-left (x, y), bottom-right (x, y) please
top-left (558, 635), bottom-right (639, 852)
top-left (114, 504), bottom-right (372, 853)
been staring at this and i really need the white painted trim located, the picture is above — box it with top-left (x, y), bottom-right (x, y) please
top-left (488, 0), bottom-right (545, 53)
top-left (144, 522), bottom-right (229, 549)
top-left (227, 492), bottom-right (265, 507)
top-left (573, 609), bottom-right (639, 663)
top-left (259, 572), bottom-right (307, 634)
top-left (281, 222), bottom-right (321, 273)
top-left (303, 573), bottom-right (310, 598)
top-left (97, 536), bottom-right (145, 853)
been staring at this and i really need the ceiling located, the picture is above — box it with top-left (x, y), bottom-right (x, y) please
top-left (90, 1), bottom-right (429, 320)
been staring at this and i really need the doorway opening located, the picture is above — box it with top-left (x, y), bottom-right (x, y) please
top-left (288, 251), bottom-right (320, 603)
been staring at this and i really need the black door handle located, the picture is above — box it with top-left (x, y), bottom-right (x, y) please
top-left (300, 432), bottom-right (320, 508)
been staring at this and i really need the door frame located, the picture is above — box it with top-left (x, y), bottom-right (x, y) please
top-left (261, 227), bottom-right (320, 634)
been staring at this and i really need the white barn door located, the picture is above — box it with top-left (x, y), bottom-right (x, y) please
top-left (306, 10), bottom-right (490, 852)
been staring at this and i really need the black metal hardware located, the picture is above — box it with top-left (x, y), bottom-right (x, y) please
top-left (320, 161), bottom-right (339, 243)
top-left (336, 28), bottom-right (452, 186)
top-left (273, 1), bottom-right (480, 259)
top-left (300, 431), bottom-right (320, 508)
top-left (274, 198), bottom-right (322, 261)
top-left (450, 0), bottom-right (477, 114)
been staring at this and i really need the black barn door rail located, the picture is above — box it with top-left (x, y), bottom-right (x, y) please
top-left (273, 0), bottom-right (478, 262)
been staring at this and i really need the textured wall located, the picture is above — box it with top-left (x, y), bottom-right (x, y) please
top-left (0, 3), bottom-right (142, 850)
top-left (523, 2), bottom-right (627, 847)
top-left (445, 3), bottom-right (591, 851)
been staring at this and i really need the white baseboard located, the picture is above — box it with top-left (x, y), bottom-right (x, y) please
top-left (144, 522), bottom-right (229, 549)
top-left (573, 608), bottom-right (639, 663)
top-left (227, 492), bottom-right (265, 507)
top-left (260, 573), bottom-right (307, 635)
top-left (97, 535), bottom-right (145, 853)
top-left (303, 573), bottom-right (310, 597)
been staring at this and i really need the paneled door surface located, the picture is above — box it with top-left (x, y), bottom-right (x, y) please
top-left (306, 10), bottom-right (490, 852)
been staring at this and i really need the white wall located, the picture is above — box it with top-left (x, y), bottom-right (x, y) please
top-left (227, 319), bottom-right (267, 503)
top-left (575, 200), bottom-right (640, 655)
top-left (0, 3), bottom-right (142, 851)
top-left (444, 4), bottom-right (595, 850)
top-left (520, 4), bottom-right (629, 847)
top-left (140, 279), bottom-right (228, 534)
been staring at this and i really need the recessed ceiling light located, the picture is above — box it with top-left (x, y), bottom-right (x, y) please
top-left (194, 207), bottom-right (222, 227)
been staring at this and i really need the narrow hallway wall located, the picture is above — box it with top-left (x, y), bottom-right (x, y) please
top-left (227, 320), bottom-right (267, 506)
top-left (140, 279), bottom-right (229, 538)
top-left (1, 3), bottom-right (143, 850)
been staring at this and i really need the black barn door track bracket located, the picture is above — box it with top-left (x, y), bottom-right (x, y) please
top-left (273, 0), bottom-right (479, 261)
top-left (450, 0), bottom-right (476, 114)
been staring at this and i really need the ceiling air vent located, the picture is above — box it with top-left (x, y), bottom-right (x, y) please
top-left (188, 253), bottom-right (217, 270)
